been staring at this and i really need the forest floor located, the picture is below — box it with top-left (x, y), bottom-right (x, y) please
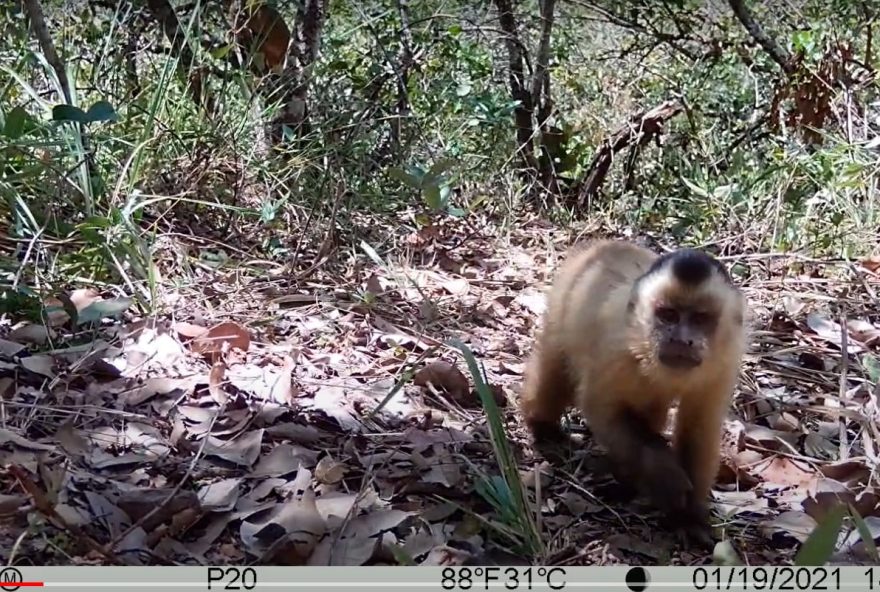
top-left (2, 212), bottom-right (879, 567)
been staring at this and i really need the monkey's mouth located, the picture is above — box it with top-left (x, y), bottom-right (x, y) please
top-left (659, 346), bottom-right (702, 369)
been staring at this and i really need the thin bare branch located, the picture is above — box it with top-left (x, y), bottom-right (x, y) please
top-left (727, 0), bottom-right (795, 74)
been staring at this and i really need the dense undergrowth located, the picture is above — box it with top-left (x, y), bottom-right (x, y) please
top-left (2, 0), bottom-right (879, 315)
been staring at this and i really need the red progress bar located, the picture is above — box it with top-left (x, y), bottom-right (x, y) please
top-left (0, 583), bottom-right (44, 587)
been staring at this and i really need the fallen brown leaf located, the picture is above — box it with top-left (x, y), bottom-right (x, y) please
top-left (117, 488), bottom-right (201, 532)
top-left (9, 323), bottom-right (53, 345)
top-left (413, 361), bottom-right (470, 404)
top-left (69, 288), bottom-right (103, 313)
top-left (173, 322), bottom-right (209, 340)
top-left (204, 429), bottom-right (264, 467)
top-left (0, 339), bottom-right (26, 357)
top-left (308, 534), bottom-right (377, 566)
top-left (54, 421), bottom-right (91, 457)
top-left (191, 321), bottom-right (251, 357)
top-left (0, 428), bottom-right (55, 451)
top-left (763, 510), bottom-right (817, 543)
top-left (442, 277), bottom-right (470, 296)
top-left (859, 255), bottom-right (880, 274)
top-left (752, 456), bottom-right (814, 488)
top-left (20, 354), bottom-right (55, 377)
top-left (240, 487), bottom-right (326, 564)
top-left (198, 478), bottom-right (242, 513)
top-left (314, 455), bottom-right (347, 485)
top-left (0, 493), bottom-right (28, 516)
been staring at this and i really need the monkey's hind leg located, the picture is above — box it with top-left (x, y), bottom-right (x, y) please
top-left (520, 338), bottom-right (575, 446)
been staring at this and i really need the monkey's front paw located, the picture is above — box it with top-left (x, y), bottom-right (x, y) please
top-left (663, 499), bottom-right (714, 549)
top-left (684, 498), bottom-right (710, 525)
top-left (527, 419), bottom-right (567, 442)
top-left (641, 448), bottom-right (693, 514)
top-left (527, 420), bottom-right (572, 463)
top-left (679, 520), bottom-right (715, 550)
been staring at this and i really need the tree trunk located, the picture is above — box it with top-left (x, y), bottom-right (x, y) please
top-left (532, 0), bottom-right (558, 194)
top-left (493, 0), bottom-right (538, 174)
top-left (269, 0), bottom-right (329, 143)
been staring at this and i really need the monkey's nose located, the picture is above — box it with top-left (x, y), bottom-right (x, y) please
top-left (659, 340), bottom-right (701, 369)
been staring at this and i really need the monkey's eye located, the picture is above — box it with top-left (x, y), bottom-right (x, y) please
top-left (691, 312), bottom-right (712, 326)
top-left (655, 306), bottom-right (679, 324)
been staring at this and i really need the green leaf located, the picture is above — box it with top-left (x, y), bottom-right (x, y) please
top-left (404, 164), bottom-right (426, 182)
top-left (794, 505), bottom-right (847, 566)
top-left (791, 30), bottom-right (816, 55)
top-left (449, 337), bottom-right (543, 555)
top-left (469, 194), bottom-right (489, 210)
top-left (76, 297), bottom-right (133, 326)
top-left (84, 100), bottom-right (118, 123)
top-left (863, 355), bottom-right (880, 384)
top-left (427, 158), bottom-right (456, 179)
top-left (389, 545), bottom-right (416, 566)
top-left (424, 185), bottom-right (442, 210)
top-left (3, 106), bottom-right (28, 139)
top-left (438, 184), bottom-right (451, 206)
top-left (387, 167), bottom-right (420, 189)
top-left (848, 505), bottom-right (880, 563)
top-left (446, 206), bottom-right (467, 218)
top-left (52, 104), bottom-right (88, 123)
top-left (211, 43), bottom-right (234, 60)
top-left (681, 176), bottom-right (711, 199)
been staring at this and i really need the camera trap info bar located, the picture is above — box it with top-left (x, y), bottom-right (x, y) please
top-left (0, 565), bottom-right (877, 592)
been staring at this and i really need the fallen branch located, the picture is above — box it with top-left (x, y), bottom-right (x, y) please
top-left (573, 99), bottom-right (683, 208)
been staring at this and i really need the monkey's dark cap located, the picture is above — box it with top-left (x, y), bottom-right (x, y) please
top-left (650, 249), bottom-right (731, 286)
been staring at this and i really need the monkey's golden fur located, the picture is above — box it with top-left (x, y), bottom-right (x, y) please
top-left (520, 240), bottom-right (747, 529)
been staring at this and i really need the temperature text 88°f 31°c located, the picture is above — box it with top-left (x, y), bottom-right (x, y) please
top-left (441, 567), bottom-right (567, 590)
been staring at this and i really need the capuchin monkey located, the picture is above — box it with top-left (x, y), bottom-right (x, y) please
top-left (520, 240), bottom-right (747, 543)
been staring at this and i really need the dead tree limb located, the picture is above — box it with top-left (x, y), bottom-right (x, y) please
top-left (574, 99), bottom-right (683, 208)
top-left (727, 0), bottom-right (794, 74)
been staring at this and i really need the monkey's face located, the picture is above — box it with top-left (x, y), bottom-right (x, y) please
top-left (652, 305), bottom-right (716, 370)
